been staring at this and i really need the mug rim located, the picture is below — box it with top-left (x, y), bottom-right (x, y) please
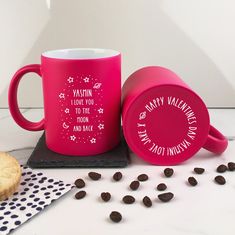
top-left (42, 48), bottom-right (120, 60)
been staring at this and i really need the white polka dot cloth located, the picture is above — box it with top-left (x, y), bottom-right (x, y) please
top-left (0, 165), bottom-right (73, 235)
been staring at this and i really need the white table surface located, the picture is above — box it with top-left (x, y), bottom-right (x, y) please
top-left (0, 108), bottom-right (235, 235)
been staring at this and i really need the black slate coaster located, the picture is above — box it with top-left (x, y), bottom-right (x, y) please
top-left (27, 133), bottom-right (130, 168)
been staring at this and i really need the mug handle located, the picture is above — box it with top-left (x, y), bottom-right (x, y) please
top-left (203, 125), bottom-right (228, 154)
top-left (8, 64), bottom-right (45, 131)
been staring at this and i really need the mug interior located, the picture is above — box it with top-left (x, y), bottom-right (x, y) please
top-left (42, 48), bottom-right (120, 59)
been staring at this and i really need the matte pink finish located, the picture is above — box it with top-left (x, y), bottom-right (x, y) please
top-left (122, 66), bottom-right (228, 165)
top-left (9, 50), bottom-right (121, 156)
top-left (8, 64), bottom-right (45, 131)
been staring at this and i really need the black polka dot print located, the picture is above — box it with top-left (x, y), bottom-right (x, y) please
top-left (0, 165), bottom-right (72, 235)
top-left (14, 221), bottom-right (21, 225)
top-left (0, 226), bottom-right (7, 231)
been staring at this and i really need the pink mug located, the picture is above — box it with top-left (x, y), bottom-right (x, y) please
top-left (122, 66), bottom-right (228, 165)
top-left (9, 48), bottom-right (121, 156)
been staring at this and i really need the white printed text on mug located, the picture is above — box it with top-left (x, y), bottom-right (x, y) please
top-left (136, 96), bottom-right (198, 156)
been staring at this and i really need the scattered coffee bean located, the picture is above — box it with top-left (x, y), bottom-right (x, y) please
top-left (164, 168), bottom-right (174, 177)
top-left (129, 181), bottom-right (140, 190)
top-left (194, 167), bottom-right (205, 174)
top-left (142, 196), bottom-right (152, 208)
top-left (75, 190), bottom-right (86, 199)
top-left (122, 195), bottom-right (135, 204)
top-left (113, 172), bottom-right (123, 181)
top-left (88, 172), bottom-right (101, 181)
top-left (228, 162), bottom-right (235, 171)
top-left (100, 192), bottom-right (111, 202)
top-left (214, 175), bottom-right (226, 185)
top-left (217, 164), bottom-right (227, 173)
top-left (157, 183), bottom-right (167, 191)
top-left (188, 177), bottom-right (198, 186)
top-left (74, 178), bottom-right (85, 188)
top-left (137, 174), bottom-right (148, 181)
top-left (158, 192), bottom-right (174, 202)
top-left (109, 211), bottom-right (122, 223)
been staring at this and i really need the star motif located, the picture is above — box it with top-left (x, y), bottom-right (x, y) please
top-left (70, 135), bottom-right (76, 141)
top-left (97, 108), bottom-right (104, 114)
top-left (98, 124), bottom-right (104, 130)
top-left (64, 108), bottom-right (70, 113)
top-left (59, 93), bottom-right (65, 99)
top-left (83, 77), bottom-right (89, 83)
top-left (90, 138), bottom-right (96, 144)
top-left (67, 76), bottom-right (74, 83)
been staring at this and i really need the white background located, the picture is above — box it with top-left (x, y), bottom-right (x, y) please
top-left (0, 0), bottom-right (235, 107)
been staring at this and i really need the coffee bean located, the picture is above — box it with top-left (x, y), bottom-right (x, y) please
top-left (75, 190), bottom-right (86, 199)
top-left (164, 168), bottom-right (174, 177)
top-left (74, 179), bottom-right (85, 188)
top-left (157, 183), bottom-right (167, 191)
top-left (188, 177), bottom-right (198, 186)
top-left (101, 192), bottom-right (111, 202)
top-left (122, 195), bottom-right (135, 204)
top-left (158, 192), bottom-right (174, 202)
top-left (194, 167), bottom-right (205, 174)
top-left (88, 172), bottom-right (101, 180)
top-left (137, 174), bottom-right (148, 181)
top-left (142, 196), bottom-right (152, 208)
top-left (228, 162), bottom-right (235, 171)
top-left (214, 175), bottom-right (226, 185)
top-left (109, 211), bottom-right (122, 223)
top-left (129, 181), bottom-right (140, 190)
top-left (217, 164), bottom-right (227, 173)
top-left (113, 172), bottom-right (122, 181)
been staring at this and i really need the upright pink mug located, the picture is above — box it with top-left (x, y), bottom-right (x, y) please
top-left (9, 48), bottom-right (121, 156)
top-left (122, 66), bottom-right (228, 165)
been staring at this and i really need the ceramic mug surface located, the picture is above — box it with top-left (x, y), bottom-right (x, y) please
top-left (122, 66), bottom-right (228, 165)
top-left (9, 48), bottom-right (121, 156)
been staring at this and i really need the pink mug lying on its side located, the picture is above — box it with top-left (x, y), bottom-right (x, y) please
top-left (122, 66), bottom-right (228, 165)
top-left (8, 48), bottom-right (121, 156)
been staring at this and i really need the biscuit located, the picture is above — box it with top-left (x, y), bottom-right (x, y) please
top-left (0, 152), bottom-right (21, 201)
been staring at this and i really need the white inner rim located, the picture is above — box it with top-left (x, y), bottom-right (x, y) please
top-left (42, 48), bottom-right (120, 59)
